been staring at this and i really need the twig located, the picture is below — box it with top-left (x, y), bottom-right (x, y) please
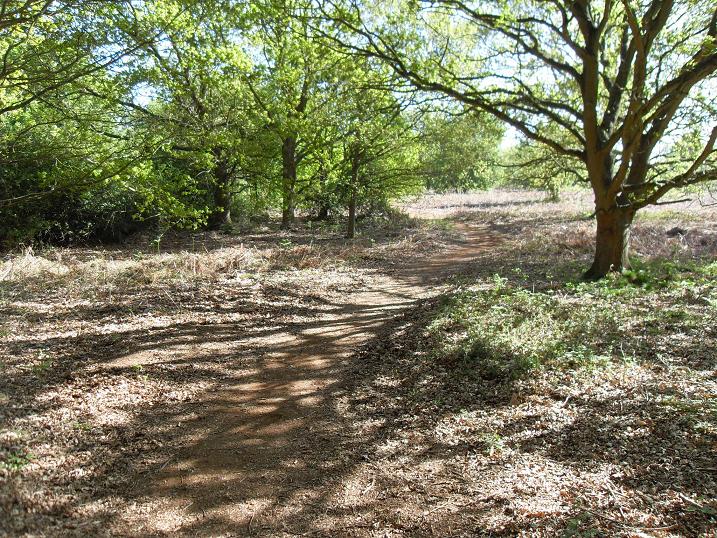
top-left (156, 456), bottom-right (174, 473)
top-left (653, 197), bottom-right (691, 206)
top-left (587, 510), bottom-right (678, 532)
top-left (678, 492), bottom-right (706, 509)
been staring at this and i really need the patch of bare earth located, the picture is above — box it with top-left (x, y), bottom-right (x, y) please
top-left (0, 219), bottom-right (455, 537)
top-left (2, 191), bottom-right (716, 536)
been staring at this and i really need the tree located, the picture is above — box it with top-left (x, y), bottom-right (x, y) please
top-left (0, 1), bottom-right (142, 119)
top-left (0, 1), bottom-right (194, 243)
top-left (0, 92), bottom-right (149, 244)
top-left (502, 140), bottom-right (582, 201)
top-left (420, 110), bottom-right (504, 192)
top-left (243, 0), bottom-right (350, 229)
top-left (324, 0), bottom-right (717, 278)
top-left (319, 56), bottom-right (424, 237)
top-left (0, 1), bottom-right (156, 244)
top-left (111, 0), bottom-right (260, 229)
top-left (2, 0), bottom-right (428, 242)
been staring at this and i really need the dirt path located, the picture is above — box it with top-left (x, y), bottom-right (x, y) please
top-left (6, 194), bottom-right (715, 537)
top-left (127, 222), bottom-right (501, 536)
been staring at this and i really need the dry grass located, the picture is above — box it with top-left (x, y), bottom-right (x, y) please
top-left (2, 190), bottom-right (716, 537)
top-left (0, 217), bottom-right (455, 301)
top-left (0, 246), bottom-right (264, 298)
top-left (403, 189), bottom-right (717, 266)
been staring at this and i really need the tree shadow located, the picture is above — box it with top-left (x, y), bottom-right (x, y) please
top-left (1, 261), bottom-right (442, 535)
top-left (3, 211), bottom-right (715, 536)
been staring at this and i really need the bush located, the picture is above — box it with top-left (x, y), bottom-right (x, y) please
top-left (1, 183), bottom-right (147, 247)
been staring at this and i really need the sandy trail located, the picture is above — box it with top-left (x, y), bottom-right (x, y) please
top-left (131, 222), bottom-right (500, 536)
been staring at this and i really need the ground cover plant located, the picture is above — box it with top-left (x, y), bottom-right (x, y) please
top-left (1, 190), bottom-right (716, 536)
top-left (2, 1), bottom-right (716, 535)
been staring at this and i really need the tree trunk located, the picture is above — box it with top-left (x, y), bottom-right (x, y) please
top-left (346, 189), bottom-right (357, 239)
top-left (281, 136), bottom-right (297, 230)
top-left (346, 146), bottom-right (360, 239)
top-left (316, 204), bottom-right (330, 221)
top-left (314, 159), bottom-right (330, 221)
top-left (583, 206), bottom-right (635, 280)
top-left (208, 154), bottom-right (232, 230)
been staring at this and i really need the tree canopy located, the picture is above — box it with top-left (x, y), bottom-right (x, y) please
top-left (323, 0), bottom-right (717, 277)
top-left (1, 0), bottom-right (715, 278)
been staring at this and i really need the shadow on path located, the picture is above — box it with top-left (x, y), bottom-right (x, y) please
top-left (125, 223), bottom-right (502, 535)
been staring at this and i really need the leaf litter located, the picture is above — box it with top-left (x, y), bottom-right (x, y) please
top-left (1, 191), bottom-right (716, 537)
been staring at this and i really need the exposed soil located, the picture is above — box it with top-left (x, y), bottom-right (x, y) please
top-left (118, 221), bottom-right (499, 536)
top-left (2, 191), bottom-right (716, 537)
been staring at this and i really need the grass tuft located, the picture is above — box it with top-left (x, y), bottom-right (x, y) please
top-left (0, 450), bottom-right (34, 472)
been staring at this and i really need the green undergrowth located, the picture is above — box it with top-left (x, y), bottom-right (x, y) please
top-left (0, 449), bottom-right (34, 472)
top-left (427, 259), bottom-right (717, 380)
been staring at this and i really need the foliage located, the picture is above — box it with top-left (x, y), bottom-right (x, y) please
top-left (5, 0), bottom-right (715, 275)
top-left (0, 0), bottom-right (451, 245)
top-left (0, 96), bottom-right (140, 244)
top-left (326, 0), bottom-right (717, 277)
top-left (428, 259), bottom-right (717, 379)
top-left (420, 111), bottom-right (503, 192)
top-left (0, 450), bottom-right (34, 472)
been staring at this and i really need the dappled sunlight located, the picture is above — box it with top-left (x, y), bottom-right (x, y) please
top-left (2, 193), bottom-right (716, 536)
top-left (4, 0), bottom-right (717, 532)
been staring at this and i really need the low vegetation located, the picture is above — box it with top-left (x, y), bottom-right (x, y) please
top-left (2, 190), bottom-right (716, 536)
top-left (342, 191), bottom-right (717, 536)
top-left (428, 259), bottom-right (717, 378)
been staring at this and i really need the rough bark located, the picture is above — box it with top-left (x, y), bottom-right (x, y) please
top-left (583, 205), bottom-right (635, 280)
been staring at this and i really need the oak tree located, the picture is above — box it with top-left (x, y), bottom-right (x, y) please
top-left (324, 0), bottom-right (717, 278)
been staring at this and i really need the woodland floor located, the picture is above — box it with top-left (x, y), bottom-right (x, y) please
top-left (1, 190), bottom-right (717, 537)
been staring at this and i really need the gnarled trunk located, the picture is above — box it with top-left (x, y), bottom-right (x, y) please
top-left (208, 192), bottom-right (232, 229)
top-left (583, 206), bottom-right (634, 280)
top-left (281, 136), bottom-right (297, 230)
